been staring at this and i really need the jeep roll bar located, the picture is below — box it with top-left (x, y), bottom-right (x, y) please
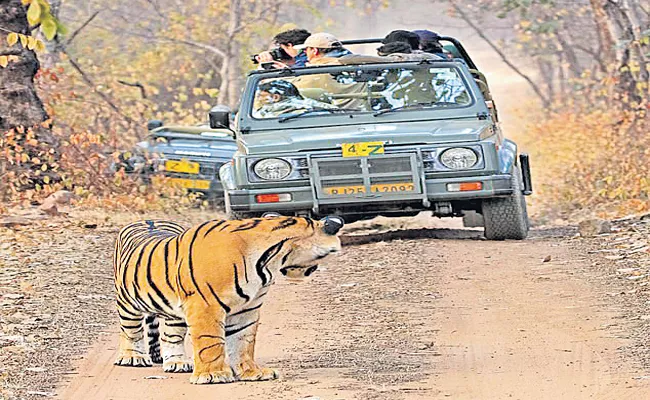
top-left (340, 36), bottom-right (477, 70)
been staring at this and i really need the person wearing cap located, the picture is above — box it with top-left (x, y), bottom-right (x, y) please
top-left (291, 33), bottom-right (366, 110)
top-left (293, 32), bottom-right (352, 66)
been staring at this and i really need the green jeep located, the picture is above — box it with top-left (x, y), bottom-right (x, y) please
top-left (218, 36), bottom-right (532, 240)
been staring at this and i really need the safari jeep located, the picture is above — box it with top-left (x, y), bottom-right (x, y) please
top-left (219, 36), bottom-right (533, 240)
top-left (116, 113), bottom-right (237, 203)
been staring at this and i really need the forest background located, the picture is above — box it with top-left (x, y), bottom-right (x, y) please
top-left (0, 0), bottom-right (649, 222)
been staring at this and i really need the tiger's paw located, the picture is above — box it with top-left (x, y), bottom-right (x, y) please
top-left (114, 353), bottom-right (153, 367)
top-left (151, 351), bottom-right (163, 364)
top-left (163, 357), bottom-right (193, 373)
top-left (190, 368), bottom-right (235, 384)
top-left (236, 366), bottom-right (279, 381)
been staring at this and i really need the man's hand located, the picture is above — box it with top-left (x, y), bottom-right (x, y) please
top-left (255, 51), bottom-right (275, 63)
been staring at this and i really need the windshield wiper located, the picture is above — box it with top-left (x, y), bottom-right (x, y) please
top-left (372, 101), bottom-right (457, 117)
top-left (278, 107), bottom-right (357, 123)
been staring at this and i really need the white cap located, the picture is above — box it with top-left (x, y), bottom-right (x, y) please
top-left (294, 32), bottom-right (343, 50)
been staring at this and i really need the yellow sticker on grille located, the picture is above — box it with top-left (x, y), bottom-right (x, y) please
top-left (341, 141), bottom-right (385, 157)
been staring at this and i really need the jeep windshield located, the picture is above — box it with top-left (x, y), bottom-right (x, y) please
top-left (250, 65), bottom-right (472, 121)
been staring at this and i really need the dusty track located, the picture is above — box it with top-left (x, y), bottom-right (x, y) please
top-left (59, 229), bottom-right (650, 400)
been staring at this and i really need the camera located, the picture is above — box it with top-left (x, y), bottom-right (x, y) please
top-left (250, 47), bottom-right (292, 64)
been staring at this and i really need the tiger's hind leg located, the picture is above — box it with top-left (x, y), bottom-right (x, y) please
top-left (159, 317), bottom-right (193, 373)
top-left (145, 315), bottom-right (162, 364)
top-left (227, 309), bottom-right (278, 381)
top-left (114, 306), bottom-right (153, 367)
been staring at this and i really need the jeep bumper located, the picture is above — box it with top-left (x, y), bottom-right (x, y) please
top-left (227, 173), bottom-right (514, 214)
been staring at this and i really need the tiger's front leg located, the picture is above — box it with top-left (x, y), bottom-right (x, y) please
top-left (227, 309), bottom-right (278, 381)
top-left (184, 300), bottom-right (234, 384)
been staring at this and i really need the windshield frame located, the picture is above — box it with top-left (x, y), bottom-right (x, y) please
top-left (239, 60), bottom-right (486, 133)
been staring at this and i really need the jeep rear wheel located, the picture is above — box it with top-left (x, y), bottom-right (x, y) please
top-left (482, 168), bottom-right (529, 240)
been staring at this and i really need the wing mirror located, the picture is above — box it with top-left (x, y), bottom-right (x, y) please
top-left (147, 120), bottom-right (163, 130)
top-left (209, 105), bottom-right (231, 130)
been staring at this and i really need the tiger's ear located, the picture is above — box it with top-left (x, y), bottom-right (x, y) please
top-left (262, 212), bottom-right (282, 218)
top-left (320, 216), bottom-right (344, 235)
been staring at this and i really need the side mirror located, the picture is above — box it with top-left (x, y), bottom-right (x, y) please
top-left (209, 105), bottom-right (231, 129)
top-left (147, 120), bottom-right (163, 130)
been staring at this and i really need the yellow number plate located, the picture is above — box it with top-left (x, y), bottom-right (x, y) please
top-left (165, 160), bottom-right (200, 174)
top-left (325, 182), bottom-right (415, 195)
top-left (341, 141), bottom-right (384, 157)
top-left (168, 178), bottom-right (211, 190)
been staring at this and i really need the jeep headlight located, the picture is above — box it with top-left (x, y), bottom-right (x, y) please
top-left (253, 158), bottom-right (292, 180)
top-left (440, 148), bottom-right (478, 170)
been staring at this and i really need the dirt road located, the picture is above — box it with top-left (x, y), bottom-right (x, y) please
top-left (58, 228), bottom-right (650, 400)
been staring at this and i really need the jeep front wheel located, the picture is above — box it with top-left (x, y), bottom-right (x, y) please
top-left (224, 191), bottom-right (255, 220)
top-left (481, 168), bottom-right (529, 240)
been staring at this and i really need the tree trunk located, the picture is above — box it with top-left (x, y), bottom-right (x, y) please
top-left (589, 0), bottom-right (618, 68)
top-left (555, 29), bottom-right (582, 78)
top-left (0, 0), bottom-right (50, 136)
top-left (226, 0), bottom-right (242, 108)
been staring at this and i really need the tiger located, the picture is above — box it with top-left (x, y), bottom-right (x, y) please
top-left (112, 214), bottom-right (343, 384)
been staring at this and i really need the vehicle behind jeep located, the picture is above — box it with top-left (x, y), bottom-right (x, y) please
top-left (117, 119), bottom-right (237, 203)
top-left (219, 36), bottom-right (532, 240)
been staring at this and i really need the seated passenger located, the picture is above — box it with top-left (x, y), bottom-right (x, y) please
top-left (294, 32), bottom-right (352, 66)
top-left (255, 28), bottom-right (312, 68)
top-left (253, 79), bottom-right (335, 118)
top-left (382, 30), bottom-right (421, 51)
top-left (376, 42), bottom-right (412, 56)
top-left (378, 30), bottom-right (443, 61)
top-left (292, 33), bottom-right (367, 109)
top-left (413, 29), bottom-right (449, 59)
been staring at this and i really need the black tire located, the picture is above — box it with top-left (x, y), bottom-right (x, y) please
top-left (462, 210), bottom-right (484, 228)
top-left (482, 168), bottom-right (529, 240)
top-left (224, 191), bottom-right (255, 220)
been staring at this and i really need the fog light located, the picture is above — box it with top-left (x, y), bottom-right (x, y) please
top-left (255, 193), bottom-right (292, 203)
top-left (447, 182), bottom-right (483, 192)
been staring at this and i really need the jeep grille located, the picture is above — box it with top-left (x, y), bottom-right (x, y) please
top-left (312, 153), bottom-right (422, 200)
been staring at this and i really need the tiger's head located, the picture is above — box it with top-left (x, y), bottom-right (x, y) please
top-left (277, 216), bottom-right (344, 280)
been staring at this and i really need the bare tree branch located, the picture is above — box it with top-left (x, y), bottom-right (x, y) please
top-left (232, 3), bottom-right (282, 35)
top-left (61, 49), bottom-right (140, 138)
top-left (117, 80), bottom-right (147, 99)
top-left (144, 0), bottom-right (166, 19)
top-left (448, 0), bottom-right (551, 108)
top-left (64, 11), bottom-right (101, 47)
top-left (154, 36), bottom-right (227, 59)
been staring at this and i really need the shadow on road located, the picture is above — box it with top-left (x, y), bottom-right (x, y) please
top-left (340, 226), bottom-right (577, 246)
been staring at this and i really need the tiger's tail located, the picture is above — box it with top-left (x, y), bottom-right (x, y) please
top-left (145, 315), bottom-right (162, 364)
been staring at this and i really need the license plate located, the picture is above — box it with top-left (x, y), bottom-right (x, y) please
top-left (341, 141), bottom-right (384, 157)
top-left (165, 160), bottom-right (200, 174)
top-left (325, 182), bottom-right (415, 195)
top-left (168, 178), bottom-right (211, 190)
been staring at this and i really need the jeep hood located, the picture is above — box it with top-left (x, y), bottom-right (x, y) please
top-left (137, 136), bottom-right (237, 160)
top-left (240, 120), bottom-right (492, 155)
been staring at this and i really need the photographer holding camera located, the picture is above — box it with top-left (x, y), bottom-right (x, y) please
top-left (253, 28), bottom-right (311, 68)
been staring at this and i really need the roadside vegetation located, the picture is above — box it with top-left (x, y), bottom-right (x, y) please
top-left (0, 0), bottom-right (648, 220)
top-left (449, 0), bottom-right (650, 221)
